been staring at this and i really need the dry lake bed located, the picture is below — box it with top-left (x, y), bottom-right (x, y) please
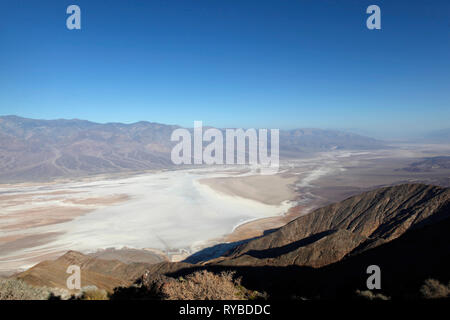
top-left (1, 145), bottom-right (449, 275)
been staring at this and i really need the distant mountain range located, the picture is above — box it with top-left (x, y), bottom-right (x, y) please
top-left (0, 115), bottom-right (179, 182)
top-left (15, 184), bottom-right (450, 299)
top-left (0, 115), bottom-right (386, 182)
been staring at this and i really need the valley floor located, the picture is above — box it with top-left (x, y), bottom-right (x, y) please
top-left (1, 144), bottom-right (450, 276)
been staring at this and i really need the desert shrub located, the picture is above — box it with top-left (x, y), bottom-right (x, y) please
top-left (355, 290), bottom-right (390, 301)
top-left (111, 274), bottom-right (170, 300)
top-left (420, 279), bottom-right (450, 299)
top-left (246, 288), bottom-right (269, 300)
top-left (111, 270), bottom-right (266, 300)
top-left (0, 279), bottom-right (51, 300)
top-left (162, 270), bottom-right (249, 300)
top-left (70, 285), bottom-right (108, 300)
top-left (110, 284), bottom-right (162, 300)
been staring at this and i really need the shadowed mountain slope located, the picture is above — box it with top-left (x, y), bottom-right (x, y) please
top-left (14, 184), bottom-right (449, 299)
top-left (163, 211), bottom-right (450, 299)
top-left (154, 184), bottom-right (450, 299)
top-left (121, 184), bottom-right (447, 275)
top-left (210, 184), bottom-right (449, 268)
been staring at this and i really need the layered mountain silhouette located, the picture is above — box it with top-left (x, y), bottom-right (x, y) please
top-left (0, 115), bottom-right (178, 182)
top-left (0, 115), bottom-right (386, 182)
top-left (14, 184), bottom-right (450, 299)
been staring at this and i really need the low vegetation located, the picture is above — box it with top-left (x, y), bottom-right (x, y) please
top-left (69, 286), bottom-right (109, 300)
top-left (420, 279), bottom-right (450, 299)
top-left (111, 270), bottom-right (266, 300)
top-left (0, 279), bottom-right (52, 300)
top-left (163, 270), bottom-right (258, 300)
top-left (0, 279), bottom-right (106, 300)
top-left (3, 275), bottom-right (450, 300)
top-left (355, 290), bottom-right (390, 301)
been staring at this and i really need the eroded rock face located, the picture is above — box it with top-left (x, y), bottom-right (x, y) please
top-left (218, 184), bottom-right (449, 268)
top-left (13, 184), bottom-right (450, 298)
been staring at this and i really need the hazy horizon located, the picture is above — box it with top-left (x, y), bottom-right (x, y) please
top-left (2, 113), bottom-right (449, 141)
top-left (1, 0), bottom-right (449, 140)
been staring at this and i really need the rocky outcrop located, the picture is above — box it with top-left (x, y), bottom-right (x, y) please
top-left (14, 251), bottom-right (155, 293)
top-left (215, 184), bottom-right (449, 268)
top-left (13, 184), bottom-right (450, 299)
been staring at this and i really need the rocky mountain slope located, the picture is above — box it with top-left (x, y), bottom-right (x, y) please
top-left (210, 184), bottom-right (449, 268)
top-left (0, 115), bottom-right (386, 182)
top-left (14, 184), bottom-right (449, 299)
top-left (14, 251), bottom-right (158, 292)
top-left (161, 183), bottom-right (449, 299)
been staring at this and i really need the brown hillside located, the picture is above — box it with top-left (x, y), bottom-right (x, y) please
top-left (212, 184), bottom-right (449, 268)
top-left (14, 251), bottom-right (156, 292)
top-left (14, 184), bottom-right (450, 298)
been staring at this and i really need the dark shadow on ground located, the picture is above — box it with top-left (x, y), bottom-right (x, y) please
top-left (183, 227), bottom-right (280, 264)
top-left (246, 230), bottom-right (336, 259)
top-left (169, 216), bottom-right (450, 299)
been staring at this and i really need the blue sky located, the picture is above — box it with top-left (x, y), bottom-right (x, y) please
top-left (0, 0), bottom-right (449, 138)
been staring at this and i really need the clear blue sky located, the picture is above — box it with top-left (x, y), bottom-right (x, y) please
top-left (0, 0), bottom-right (449, 138)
